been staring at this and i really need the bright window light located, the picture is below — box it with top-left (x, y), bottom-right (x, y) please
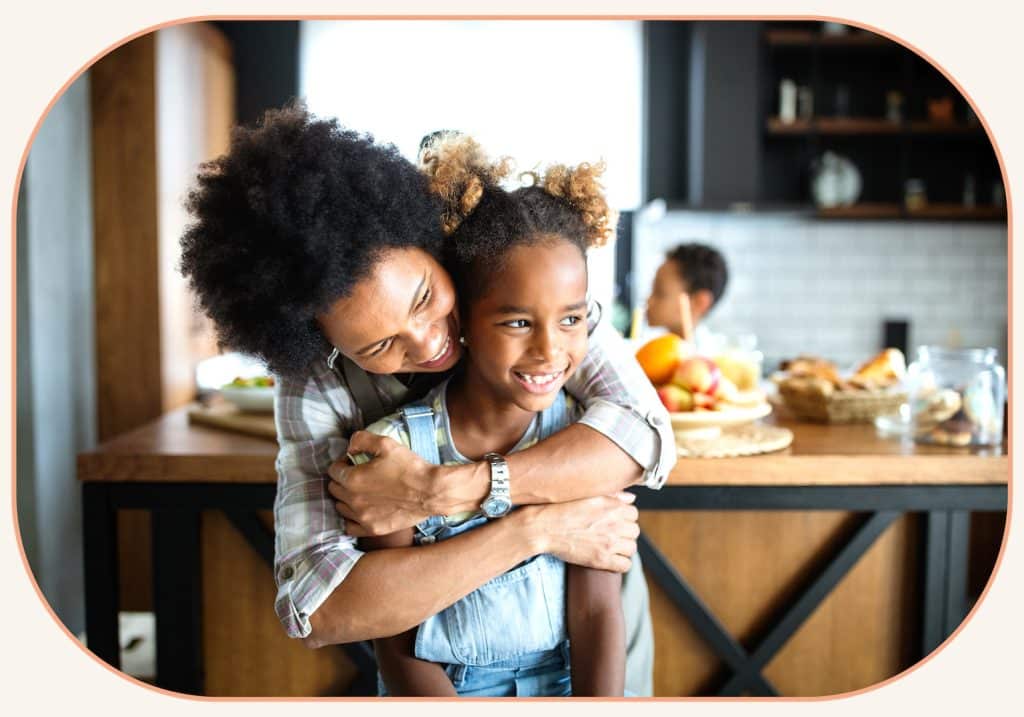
top-left (299, 20), bottom-right (644, 210)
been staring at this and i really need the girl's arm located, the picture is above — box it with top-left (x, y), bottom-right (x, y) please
top-left (566, 565), bottom-right (625, 696)
top-left (360, 531), bottom-right (457, 696)
top-left (331, 303), bottom-right (676, 536)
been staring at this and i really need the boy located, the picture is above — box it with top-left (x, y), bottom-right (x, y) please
top-left (645, 242), bottom-right (729, 353)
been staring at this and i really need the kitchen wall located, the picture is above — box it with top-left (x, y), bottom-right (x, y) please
top-left (632, 210), bottom-right (1008, 371)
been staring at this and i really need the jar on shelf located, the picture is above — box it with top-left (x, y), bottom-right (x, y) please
top-left (907, 346), bottom-right (1006, 447)
top-left (885, 90), bottom-right (903, 123)
top-left (904, 178), bottom-right (927, 210)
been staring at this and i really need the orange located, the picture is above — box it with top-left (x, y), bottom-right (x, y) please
top-left (635, 333), bottom-right (689, 385)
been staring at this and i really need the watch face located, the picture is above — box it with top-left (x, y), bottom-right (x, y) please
top-left (482, 497), bottom-right (512, 518)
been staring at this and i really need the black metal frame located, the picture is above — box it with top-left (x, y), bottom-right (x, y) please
top-left (633, 485), bottom-right (1005, 696)
top-left (82, 481), bottom-right (1006, 696)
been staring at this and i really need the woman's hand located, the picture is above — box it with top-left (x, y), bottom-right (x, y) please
top-left (329, 432), bottom-right (641, 558)
top-left (519, 493), bottom-right (640, 573)
top-left (328, 431), bottom-right (442, 536)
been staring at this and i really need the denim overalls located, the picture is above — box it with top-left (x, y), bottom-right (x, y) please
top-left (377, 390), bottom-right (572, 697)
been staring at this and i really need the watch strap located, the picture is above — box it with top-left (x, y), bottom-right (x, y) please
top-left (482, 452), bottom-right (511, 514)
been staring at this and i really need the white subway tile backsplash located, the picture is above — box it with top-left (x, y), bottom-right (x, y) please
top-left (981, 255), bottom-right (1006, 276)
top-left (632, 211), bottom-right (1009, 365)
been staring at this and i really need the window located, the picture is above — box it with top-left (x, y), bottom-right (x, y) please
top-left (300, 20), bottom-right (644, 209)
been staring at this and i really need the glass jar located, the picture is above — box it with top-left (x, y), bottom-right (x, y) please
top-left (907, 346), bottom-right (1006, 446)
top-left (904, 178), bottom-right (927, 211)
top-left (712, 333), bottom-right (764, 393)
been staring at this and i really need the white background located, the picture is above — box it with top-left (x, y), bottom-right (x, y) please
top-left (1, 1), bottom-right (1019, 715)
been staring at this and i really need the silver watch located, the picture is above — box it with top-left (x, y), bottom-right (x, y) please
top-left (480, 452), bottom-right (512, 518)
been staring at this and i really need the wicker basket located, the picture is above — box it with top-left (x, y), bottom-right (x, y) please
top-left (778, 384), bottom-right (907, 423)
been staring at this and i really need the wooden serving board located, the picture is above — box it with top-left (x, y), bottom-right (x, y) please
top-left (187, 403), bottom-right (278, 441)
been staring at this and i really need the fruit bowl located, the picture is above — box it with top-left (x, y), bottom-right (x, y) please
top-left (219, 376), bottom-right (276, 413)
top-left (670, 403), bottom-right (772, 440)
top-left (220, 385), bottom-right (274, 413)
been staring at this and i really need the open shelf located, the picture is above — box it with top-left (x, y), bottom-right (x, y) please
top-left (768, 117), bottom-right (899, 135)
top-left (752, 22), bottom-right (1001, 218)
top-left (816, 203), bottom-right (1006, 220)
top-left (764, 28), bottom-right (895, 48)
top-left (816, 203), bottom-right (902, 219)
top-left (767, 117), bottom-right (987, 136)
top-left (907, 120), bottom-right (986, 135)
top-left (905, 203), bottom-right (1007, 220)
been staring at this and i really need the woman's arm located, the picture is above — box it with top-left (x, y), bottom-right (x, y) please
top-left (275, 367), bottom-right (639, 646)
top-left (566, 566), bottom-right (625, 696)
top-left (273, 367), bottom-right (365, 639)
top-left (330, 303), bottom-right (676, 536)
top-left (360, 531), bottom-right (457, 696)
top-left (330, 423), bottom-right (640, 536)
top-left (304, 494), bottom-right (640, 646)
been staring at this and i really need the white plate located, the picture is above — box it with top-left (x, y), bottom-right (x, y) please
top-left (220, 385), bottom-right (275, 413)
top-left (670, 403), bottom-right (772, 439)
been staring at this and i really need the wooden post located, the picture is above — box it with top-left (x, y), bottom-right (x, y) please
top-left (90, 25), bottom-right (232, 613)
top-left (91, 33), bottom-right (163, 442)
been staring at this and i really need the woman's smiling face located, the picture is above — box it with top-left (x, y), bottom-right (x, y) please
top-left (317, 247), bottom-right (463, 374)
top-left (461, 239), bottom-right (589, 413)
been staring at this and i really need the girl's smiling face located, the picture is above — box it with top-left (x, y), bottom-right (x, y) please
top-left (462, 239), bottom-right (589, 413)
top-left (317, 247), bottom-right (463, 374)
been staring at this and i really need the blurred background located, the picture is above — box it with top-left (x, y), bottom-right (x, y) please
top-left (16, 19), bottom-right (1007, 696)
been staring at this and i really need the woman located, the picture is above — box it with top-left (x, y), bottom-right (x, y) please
top-left (179, 104), bottom-right (674, 695)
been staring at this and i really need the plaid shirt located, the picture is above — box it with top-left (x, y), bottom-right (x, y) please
top-left (272, 300), bottom-right (675, 638)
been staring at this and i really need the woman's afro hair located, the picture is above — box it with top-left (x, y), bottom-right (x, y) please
top-left (180, 103), bottom-right (443, 378)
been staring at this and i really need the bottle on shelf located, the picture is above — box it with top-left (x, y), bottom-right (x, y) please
top-left (963, 174), bottom-right (976, 208)
top-left (886, 90), bottom-right (903, 123)
top-left (779, 79), bottom-right (797, 124)
top-left (797, 86), bottom-right (814, 120)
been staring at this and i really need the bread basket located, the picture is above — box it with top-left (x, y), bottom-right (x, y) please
top-left (774, 350), bottom-right (908, 423)
top-left (777, 379), bottom-right (907, 423)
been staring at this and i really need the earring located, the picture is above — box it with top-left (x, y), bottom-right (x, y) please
top-left (326, 347), bottom-right (340, 370)
top-left (459, 335), bottom-right (467, 347)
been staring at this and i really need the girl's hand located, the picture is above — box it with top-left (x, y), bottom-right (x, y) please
top-left (328, 431), bottom-right (439, 536)
top-left (519, 493), bottom-right (640, 572)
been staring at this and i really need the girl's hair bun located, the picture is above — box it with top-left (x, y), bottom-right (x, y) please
top-left (420, 134), bottom-right (513, 236)
top-left (540, 162), bottom-right (615, 248)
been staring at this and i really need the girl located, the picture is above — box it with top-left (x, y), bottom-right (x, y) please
top-left (355, 136), bottom-right (624, 697)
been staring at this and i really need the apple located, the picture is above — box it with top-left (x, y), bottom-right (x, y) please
top-left (672, 357), bottom-right (721, 395)
top-left (712, 375), bottom-right (739, 402)
top-left (692, 391), bottom-right (716, 410)
top-left (657, 384), bottom-right (694, 412)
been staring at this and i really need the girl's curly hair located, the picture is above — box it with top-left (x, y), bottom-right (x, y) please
top-left (179, 103), bottom-right (443, 378)
top-left (419, 134), bottom-right (615, 309)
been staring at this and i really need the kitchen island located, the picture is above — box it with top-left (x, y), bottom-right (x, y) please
top-left (637, 411), bottom-right (1006, 695)
top-left (77, 407), bottom-right (1007, 697)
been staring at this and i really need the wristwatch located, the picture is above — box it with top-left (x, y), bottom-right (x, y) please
top-left (480, 452), bottom-right (512, 518)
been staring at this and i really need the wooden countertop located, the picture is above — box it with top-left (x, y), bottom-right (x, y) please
top-left (78, 406), bottom-right (279, 484)
top-left (77, 406), bottom-right (1008, 486)
top-left (667, 412), bottom-right (1006, 486)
